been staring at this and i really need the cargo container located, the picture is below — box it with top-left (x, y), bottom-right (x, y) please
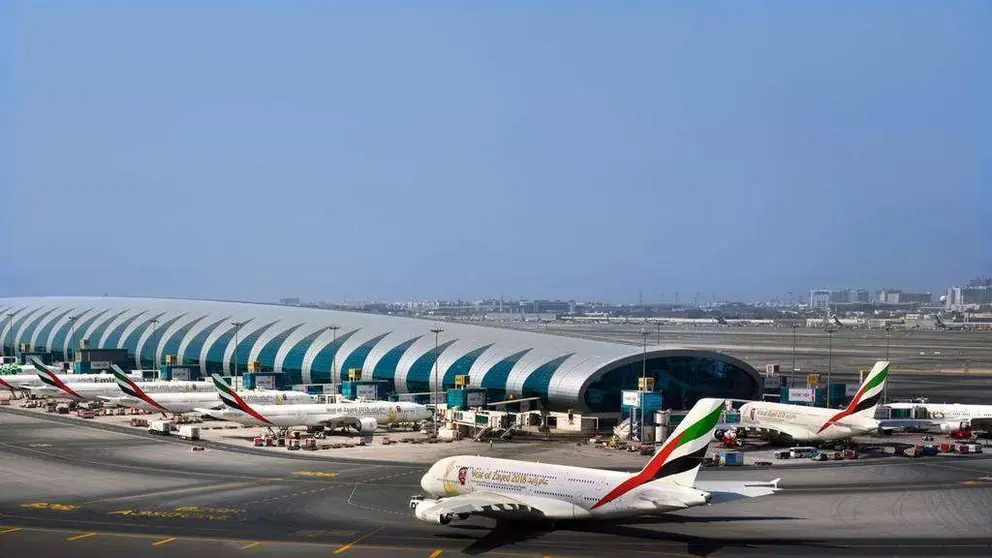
top-left (723, 412), bottom-right (741, 424)
top-left (921, 445), bottom-right (939, 456)
top-left (148, 420), bottom-right (173, 436)
top-left (939, 442), bottom-right (953, 453)
top-left (178, 425), bottom-right (200, 441)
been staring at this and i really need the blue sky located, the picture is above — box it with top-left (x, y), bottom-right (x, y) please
top-left (3, 2), bottom-right (990, 303)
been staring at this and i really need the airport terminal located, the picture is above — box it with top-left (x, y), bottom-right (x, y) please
top-left (0, 296), bottom-right (764, 415)
top-left (2, 295), bottom-right (992, 557)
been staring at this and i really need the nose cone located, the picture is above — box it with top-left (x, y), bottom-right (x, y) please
top-left (420, 465), bottom-right (436, 495)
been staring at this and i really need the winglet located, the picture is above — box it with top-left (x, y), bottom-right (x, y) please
top-left (210, 374), bottom-right (272, 424)
top-left (817, 360), bottom-right (889, 434)
top-left (592, 398), bottom-right (724, 509)
top-left (111, 365), bottom-right (167, 412)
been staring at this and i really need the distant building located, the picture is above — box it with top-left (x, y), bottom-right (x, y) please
top-left (944, 284), bottom-right (992, 311)
top-left (809, 289), bottom-right (831, 309)
top-left (278, 298), bottom-right (301, 307)
top-left (810, 288), bottom-right (869, 308)
top-left (877, 289), bottom-right (931, 305)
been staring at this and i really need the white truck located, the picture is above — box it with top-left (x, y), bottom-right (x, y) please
top-left (148, 420), bottom-right (174, 436)
top-left (178, 425), bottom-right (200, 441)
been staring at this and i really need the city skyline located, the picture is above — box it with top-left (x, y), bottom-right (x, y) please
top-left (4, 3), bottom-right (990, 303)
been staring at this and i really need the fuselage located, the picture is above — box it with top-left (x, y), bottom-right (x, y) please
top-left (211, 401), bottom-right (431, 428)
top-left (886, 403), bottom-right (992, 421)
top-left (419, 455), bottom-right (709, 520)
top-left (0, 372), bottom-right (140, 390)
top-left (31, 380), bottom-right (212, 401)
top-left (739, 400), bottom-right (878, 442)
top-left (106, 390), bottom-right (314, 413)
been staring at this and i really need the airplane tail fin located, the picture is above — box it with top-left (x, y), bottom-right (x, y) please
top-left (111, 365), bottom-right (167, 411)
top-left (644, 397), bottom-right (724, 486)
top-left (211, 374), bottom-right (272, 424)
top-left (846, 360), bottom-right (889, 416)
top-left (591, 398), bottom-right (723, 509)
top-left (816, 360), bottom-right (889, 434)
top-left (31, 357), bottom-right (82, 399)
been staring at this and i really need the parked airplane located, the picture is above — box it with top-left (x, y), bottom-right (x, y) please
top-left (102, 366), bottom-right (314, 414)
top-left (933, 315), bottom-right (970, 331)
top-left (204, 374), bottom-right (432, 433)
top-left (0, 365), bottom-right (141, 394)
top-left (410, 398), bottom-right (778, 526)
top-left (29, 362), bottom-right (211, 401)
top-left (720, 360), bottom-right (890, 443)
top-left (884, 402), bottom-right (992, 434)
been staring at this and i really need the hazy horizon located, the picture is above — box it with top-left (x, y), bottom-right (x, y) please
top-left (4, 3), bottom-right (990, 303)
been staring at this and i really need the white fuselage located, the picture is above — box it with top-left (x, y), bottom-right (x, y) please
top-left (739, 401), bottom-right (878, 442)
top-left (0, 372), bottom-right (141, 390)
top-left (105, 390), bottom-right (315, 413)
top-left (210, 401), bottom-right (432, 428)
top-left (418, 455), bottom-right (709, 520)
top-left (32, 380), bottom-right (212, 401)
top-left (886, 403), bottom-right (992, 422)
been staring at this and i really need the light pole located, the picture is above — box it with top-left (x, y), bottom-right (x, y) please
top-left (639, 329), bottom-right (650, 444)
top-left (4, 313), bottom-right (15, 357)
top-left (68, 315), bottom-right (79, 362)
top-left (791, 324), bottom-right (798, 386)
top-left (149, 317), bottom-right (160, 369)
top-left (655, 321), bottom-right (661, 345)
top-left (231, 321), bottom-right (245, 389)
top-left (826, 328), bottom-right (836, 408)
top-left (431, 327), bottom-right (444, 424)
top-left (884, 325), bottom-right (892, 403)
top-left (329, 325), bottom-right (341, 399)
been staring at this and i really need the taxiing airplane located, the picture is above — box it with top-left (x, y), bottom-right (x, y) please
top-left (204, 374), bottom-right (432, 433)
top-left (103, 366), bottom-right (314, 414)
top-left (411, 398), bottom-right (779, 525)
top-left (722, 360), bottom-right (890, 443)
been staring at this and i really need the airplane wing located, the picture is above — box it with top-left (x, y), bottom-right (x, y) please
top-left (414, 492), bottom-right (555, 522)
top-left (692, 479), bottom-right (782, 505)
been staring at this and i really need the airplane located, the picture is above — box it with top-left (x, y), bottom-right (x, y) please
top-left (718, 360), bottom-right (890, 443)
top-left (410, 398), bottom-right (779, 526)
top-left (204, 374), bottom-right (432, 434)
top-left (103, 365), bottom-right (314, 414)
top-left (884, 402), bottom-right (992, 434)
top-left (933, 315), bottom-right (970, 331)
top-left (0, 367), bottom-right (141, 394)
top-left (29, 362), bottom-right (212, 401)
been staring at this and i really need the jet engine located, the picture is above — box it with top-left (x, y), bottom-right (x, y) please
top-left (357, 417), bottom-right (377, 435)
top-left (413, 503), bottom-right (452, 525)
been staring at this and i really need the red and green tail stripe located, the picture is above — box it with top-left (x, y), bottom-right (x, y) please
top-left (591, 402), bottom-right (722, 509)
top-left (211, 374), bottom-right (272, 425)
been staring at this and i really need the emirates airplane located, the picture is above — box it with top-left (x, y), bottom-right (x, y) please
top-left (722, 360), bottom-right (890, 443)
top-left (29, 362), bottom-right (211, 401)
top-left (0, 368), bottom-right (140, 393)
top-left (204, 374), bottom-right (432, 433)
top-left (411, 398), bottom-right (780, 525)
top-left (103, 365), bottom-right (314, 414)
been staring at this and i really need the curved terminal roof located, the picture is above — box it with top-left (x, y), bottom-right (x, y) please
top-left (0, 297), bottom-right (761, 412)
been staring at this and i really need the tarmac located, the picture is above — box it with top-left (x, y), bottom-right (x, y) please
top-left (498, 322), bottom-right (992, 402)
top-left (4, 407), bottom-right (992, 557)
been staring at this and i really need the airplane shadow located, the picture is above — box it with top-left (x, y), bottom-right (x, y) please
top-left (435, 514), bottom-right (808, 556)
